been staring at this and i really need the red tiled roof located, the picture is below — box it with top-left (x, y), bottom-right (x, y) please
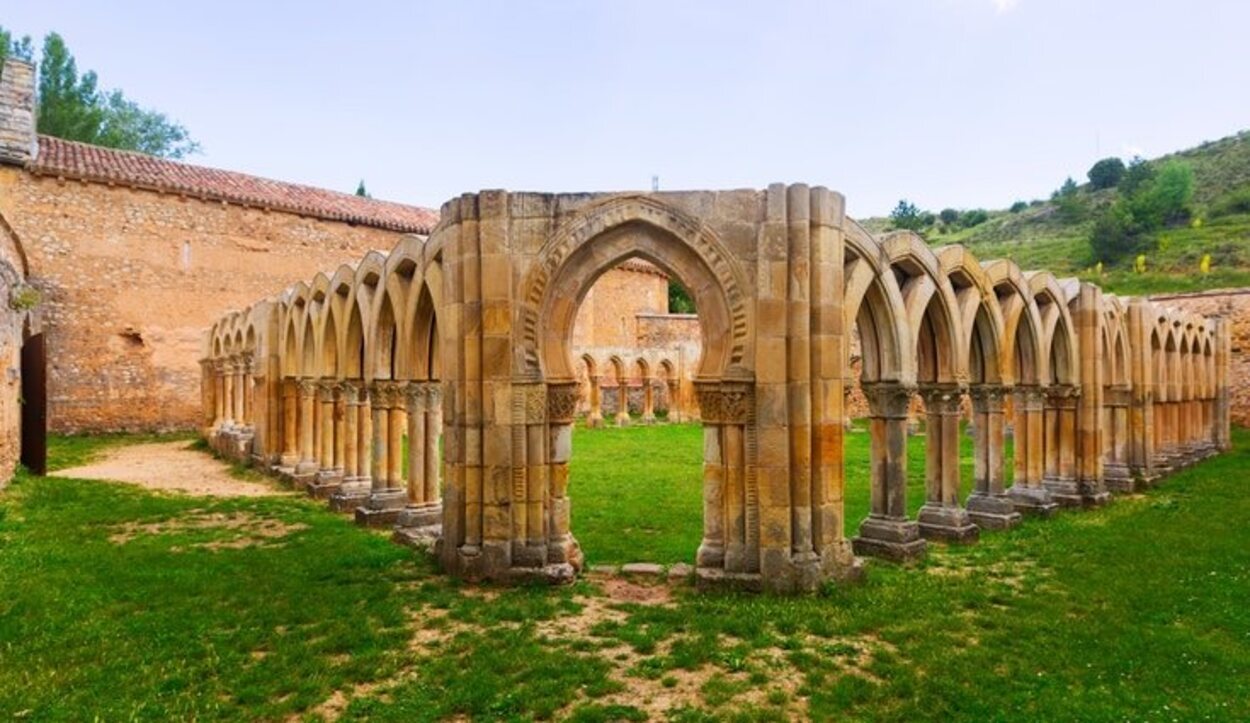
top-left (29, 135), bottom-right (438, 234)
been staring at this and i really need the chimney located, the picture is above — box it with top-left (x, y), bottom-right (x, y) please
top-left (0, 58), bottom-right (37, 166)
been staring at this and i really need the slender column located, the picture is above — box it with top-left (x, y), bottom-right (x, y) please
top-left (642, 377), bottom-right (656, 424)
top-left (425, 383), bottom-right (443, 504)
top-left (295, 379), bottom-right (318, 475)
top-left (213, 360), bottom-right (226, 428)
top-left (342, 382), bottom-right (360, 479)
top-left (222, 361), bottom-right (236, 428)
top-left (615, 376), bottom-right (630, 426)
top-left (917, 384), bottom-right (978, 542)
top-left (332, 384), bottom-right (346, 472)
top-left (546, 383), bottom-right (582, 566)
top-left (1044, 385), bottom-right (1084, 505)
top-left (853, 382), bottom-right (925, 561)
top-left (406, 383), bottom-right (428, 504)
top-left (317, 381), bottom-right (335, 471)
top-left (668, 380), bottom-right (681, 422)
top-left (696, 411), bottom-right (726, 568)
top-left (280, 378), bottom-right (298, 467)
top-left (1008, 386), bottom-right (1057, 515)
top-left (966, 385), bottom-right (1020, 529)
top-left (241, 354), bottom-right (255, 427)
top-left (370, 383), bottom-right (390, 492)
top-left (234, 357), bottom-right (246, 427)
top-left (587, 376), bottom-right (603, 427)
top-left (387, 385), bottom-right (406, 490)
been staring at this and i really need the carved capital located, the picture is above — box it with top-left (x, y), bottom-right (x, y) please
top-left (316, 379), bottom-right (338, 402)
top-left (1044, 384), bottom-right (1080, 408)
top-left (426, 382), bottom-right (444, 409)
top-left (297, 378), bottom-right (318, 397)
top-left (341, 380), bottom-right (362, 405)
top-left (861, 382), bottom-right (915, 420)
top-left (918, 383), bottom-right (965, 415)
top-left (968, 384), bottom-right (1009, 413)
top-left (547, 382), bottom-right (580, 424)
top-left (405, 382), bottom-right (428, 410)
top-left (694, 381), bottom-right (752, 424)
top-left (1015, 384), bottom-right (1045, 411)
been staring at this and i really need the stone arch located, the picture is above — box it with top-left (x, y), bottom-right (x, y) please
top-left (881, 232), bottom-right (961, 385)
top-left (843, 223), bottom-right (909, 384)
top-left (936, 246), bottom-right (1006, 385)
top-left (523, 195), bottom-right (750, 382)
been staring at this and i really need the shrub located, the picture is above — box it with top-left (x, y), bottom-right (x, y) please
top-left (939, 208), bottom-right (959, 225)
top-left (960, 209), bottom-right (989, 228)
top-left (1010, 200), bottom-right (1028, 213)
top-left (1118, 157), bottom-right (1155, 196)
top-left (890, 199), bottom-right (925, 231)
top-left (1087, 157), bottom-right (1126, 190)
top-left (1209, 188), bottom-right (1250, 218)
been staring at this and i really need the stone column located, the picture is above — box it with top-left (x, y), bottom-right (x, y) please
top-left (212, 360), bottom-right (226, 430)
top-left (307, 380), bottom-right (342, 497)
top-left (667, 379), bottom-right (682, 423)
top-left (1008, 386), bottom-right (1058, 516)
top-left (1044, 385), bottom-right (1084, 506)
top-left (615, 376), bottom-right (630, 426)
top-left (966, 385), bottom-right (1021, 529)
top-left (240, 354), bottom-right (254, 427)
top-left (853, 382), bottom-right (926, 561)
top-left (295, 378), bottom-right (319, 476)
top-left (694, 381), bottom-right (753, 573)
top-left (280, 378), bottom-right (299, 468)
top-left (546, 382), bottom-right (583, 568)
top-left (222, 360), bottom-right (236, 428)
top-left (332, 384), bottom-right (347, 473)
top-left (357, 381), bottom-right (407, 525)
top-left (232, 356), bottom-right (246, 429)
top-left (200, 359), bottom-right (217, 435)
top-left (329, 381), bottom-right (371, 511)
top-left (1103, 385), bottom-right (1134, 491)
top-left (587, 375), bottom-right (603, 427)
top-left (916, 384), bottom-right (978, 542)
top-left (1126, 299), bottom-right (1159, 486)
top-left (641, 377), bottom-right (656, 424)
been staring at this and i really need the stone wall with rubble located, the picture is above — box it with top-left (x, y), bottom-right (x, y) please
top-left (1151, 287), bottom-right (1250, 427)
top-left (0, 168), bottom-right (410, 433)
top-left (0, 218), bottom-right (28, 482)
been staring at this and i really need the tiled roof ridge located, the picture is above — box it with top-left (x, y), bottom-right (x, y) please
top-left (28, 135), bottom-right (438, 234)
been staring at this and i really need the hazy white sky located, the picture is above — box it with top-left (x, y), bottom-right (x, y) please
top-left (6, 0), bottom-right (1249, 217)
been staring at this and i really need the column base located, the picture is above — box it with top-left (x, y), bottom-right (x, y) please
top-left (328, 477), bottom-right (372, 512)
top-left (586, 413), bottom-right (603, 428)
top-left (1103, 463), bottom-right (1136, 493)
top-left (641, 413), bottom-right (656, 425)
top-left (1007, 485), bottom-right (1059, 517)
top-left (355, 489), bottom-right (407, 527)
top-left (965, 492), bottom-right (1023, 530)
top-left (917, 504), bottom-right (980, 543)
top-left (852, 517), bottom-right (927, 562)
top-left (305, 469), bottom-right (344, 499)
top-left (615, 414), bottom-right (630, 427)
top-left (1043, 477), bottom-right (1084, 507)
top-left (395, 502), bottom-right (442, 529)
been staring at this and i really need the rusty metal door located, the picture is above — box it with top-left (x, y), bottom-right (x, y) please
top-left (20, 331), bottom-right (46, 475)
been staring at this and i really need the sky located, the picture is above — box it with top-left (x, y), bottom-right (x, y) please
top-left (5, 0), bottom-right (1249, 217)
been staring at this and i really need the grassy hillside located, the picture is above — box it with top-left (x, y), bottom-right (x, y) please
top-left (862, 130), bottom-right (1250, 296)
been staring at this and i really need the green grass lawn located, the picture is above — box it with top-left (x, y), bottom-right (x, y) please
top-left (1, 429), bottom-right (1247, 720)
top-left (572, 422), bottom-right (993, 565)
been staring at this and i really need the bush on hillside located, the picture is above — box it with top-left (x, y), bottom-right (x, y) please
top-left (939, 208), bottom-right (959, 225)
top-left (1118, 157), bottom-right (1155, 196)
top-left (1010, 200), bottom-right (1029, 213)
top-left (1088, 157), bottom-right (1126, 190)
top-left (1209, 188), bottom-right (1250, 218)
top-left (1053, 177), bottom-right (1087, 222)
top-left (890, 199), bottom-right (926, 231)
top-left (1090, 160), bottom-right (1194, 263)
top-left (960, 209), bottom-right (989, 228)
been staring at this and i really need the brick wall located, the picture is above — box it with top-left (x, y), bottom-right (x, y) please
top-left (0, 168), bottom-right (409, 433)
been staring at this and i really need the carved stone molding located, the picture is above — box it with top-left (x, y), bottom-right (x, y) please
top-left (968, 384), bottom-right (1009, 412)
top-left (297, 378), bottom-right (318, 397)
top-left (860, 382), bottom-right (915, 420)
top-left (918, 383), bottom-right (965, 415)
top-left (694, 381), bottom-right (752, 424)
top-left (547, 382), bottom-right (580, 424)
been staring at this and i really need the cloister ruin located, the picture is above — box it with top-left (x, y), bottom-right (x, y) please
top-left (204, 186), bottom-right (1232, 593)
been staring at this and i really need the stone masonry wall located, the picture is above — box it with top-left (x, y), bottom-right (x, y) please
top-left (572, 262), bottom-right (668, 348)
top-left (1151, 287), bottom-right (1250, 427)
top-left (0, 167), bottom-right (409, 433)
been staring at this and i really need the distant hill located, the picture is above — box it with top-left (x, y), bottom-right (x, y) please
top-left (860, 130), bottom-right (1250, 296)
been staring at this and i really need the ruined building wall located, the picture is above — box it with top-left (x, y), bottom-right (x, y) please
top-left (1151, 288), bottom-right (1250, 427)
top-left (0, 220), bottom-right (26, 482)
top-left (0, 168), bottom-right (411, 432)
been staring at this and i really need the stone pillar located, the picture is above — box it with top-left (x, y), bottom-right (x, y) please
top-left (641, 377), bottom-right (656, 424)
top-left (587, 375), bottom-right (603, 427)
top-left (211, 360), bottom-right (226, 430)
top-left (917, 384), bottom-right (978, 542)
top-left (667, 379), bottom-right (682, 422)
top-left (1126, 300), bottom-right (1159, 486)
top-left (1215, 318), bottom-right (1232, 451)
top-left (357, 381), bottom-right (407, 525)
top-left (615, 376), bottom-right (630, 426)
top-left (1103, 385), bottom-right (1134, 491)
top-left (241, 354), bottom-right (255, 427)
top-left (332, 384), bottom-right (347, 473)
top-left (329, 381), bottom-right (371, 511)
top-left (200, 359), bottom-right (217, 435)
top-left (307, 380), bottom-right (342, 497)
top-left (1043, 385), bottom-right (1086, 506)
top-left (280, 378), bottom-right (299, 468)
top-left (966, 385), bottom-right (1021, 529)
top-left (295, 378), bottom-right (319, 476)
top-left (695, 381), bottom-right (754, 574)
top-left (232, 357), bottom-right (246, 428)
top-left (546, 382), bottom-right (583, 570)
top-left (222, 360), bottom-right (236, 428)
top-left (1008, 386), bottom-right (1057, 516)
top-left (853, 382), bottom-right (926, 561)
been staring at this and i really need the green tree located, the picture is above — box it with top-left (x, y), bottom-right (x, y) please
top-left (959, 209), bottom-right (989, 228)
top-left (1009, 200), bottom-right (1028, 213)
top-left (1090, 160), bottom-right (1194, 263)
top-left (1052, 177), bottom-right (1086, 222)
top-left (939, 208), bottom-right (959, 225)
top-left (0, 25), bottom-right (34, 65)
top-left (1087, 157), bottom-right (1126, 190)
top-left (890, 199), bottom-right (925, 231)
top-left (355, 180), bottom-right (370, 198)
top-left (1118, 157), bottom-right (1155, 196)
top-left (7, 30), bottom-right (199, 159)
top-left (668, 279), bottom-right (696, 313)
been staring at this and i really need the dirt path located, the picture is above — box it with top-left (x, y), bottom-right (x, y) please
top-left (53, 441), bottom-right (286, 498)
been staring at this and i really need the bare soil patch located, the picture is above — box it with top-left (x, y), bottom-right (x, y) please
top-left (53, 441), bottom-right (284, 498)
top-left (109, 510), bottom-right (307, 550)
